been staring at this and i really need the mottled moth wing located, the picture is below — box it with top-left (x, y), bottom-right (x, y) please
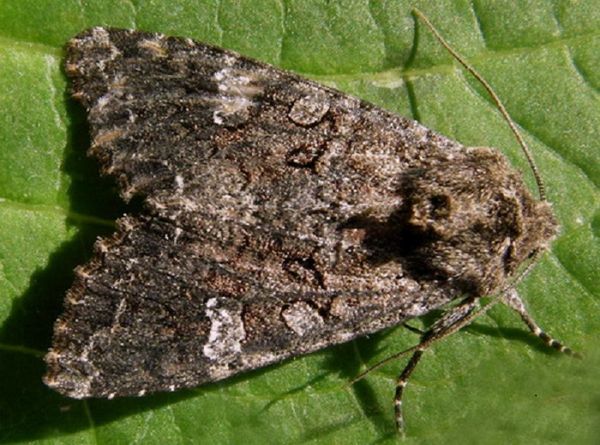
top-left (45, 28), bottom-right (556, 398)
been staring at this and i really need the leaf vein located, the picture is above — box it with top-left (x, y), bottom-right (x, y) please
top-left (83, 400), bottom-right (99, 445)
top-left (0, 343), bottom-right (45, 358)
top-left (470, 0), bottom-right (489, 49)
top-left (214, 0), bottom-right (224, 46)
top-left (564, 47), bottom-right (600, 95)
top-left (125, 0), bottom-right (139, 29)
top-left (550, 252), bottom-right (598, 302)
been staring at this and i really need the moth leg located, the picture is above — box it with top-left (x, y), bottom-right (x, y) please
top-left (394, 348), bottom-right (423, 435)
top-left (502, 289), bottom-right (579, 357)
top-left (395, 297), bottom-right (481, 434)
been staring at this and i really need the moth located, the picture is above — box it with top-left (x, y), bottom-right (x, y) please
top-left (45, 13), bottom-right (575, 433)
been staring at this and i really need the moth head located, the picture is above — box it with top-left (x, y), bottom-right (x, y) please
top-left (401, 147), bottom-right (558, 295)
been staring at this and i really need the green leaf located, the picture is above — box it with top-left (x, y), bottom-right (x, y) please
top-left (0, 0), bottom-right (598, 444)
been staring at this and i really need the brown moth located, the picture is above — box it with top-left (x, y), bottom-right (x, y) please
top-left (45, 12), bottom-right (575, 433)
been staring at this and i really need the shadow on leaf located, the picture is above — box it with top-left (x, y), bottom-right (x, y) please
top-left (465, 321), bottom-right (569, 356)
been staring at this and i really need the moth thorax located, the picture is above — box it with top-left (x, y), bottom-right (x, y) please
top-left (400, 147), bottom-right (558, 295)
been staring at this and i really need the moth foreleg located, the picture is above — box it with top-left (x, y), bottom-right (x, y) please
top-left (394, 348), bottom-right (423, 436)
top-left (502, 289), bottom-right (580, 357)
top-left (394, 297), bottom-right (481, 435)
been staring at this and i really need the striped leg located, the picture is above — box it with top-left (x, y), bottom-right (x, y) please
top-left (394, 297), bottom-right (482, 435)
top-left (502, 289), bottom-right (580, 357)
top-left (395, 349), bottom-right (423, 435)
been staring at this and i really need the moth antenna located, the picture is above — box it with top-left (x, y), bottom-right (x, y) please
top-left (412, 8), bottom-right (546, 201)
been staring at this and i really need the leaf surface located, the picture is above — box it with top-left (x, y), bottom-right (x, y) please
top-left (0, 1), bottom-right (598, 444)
